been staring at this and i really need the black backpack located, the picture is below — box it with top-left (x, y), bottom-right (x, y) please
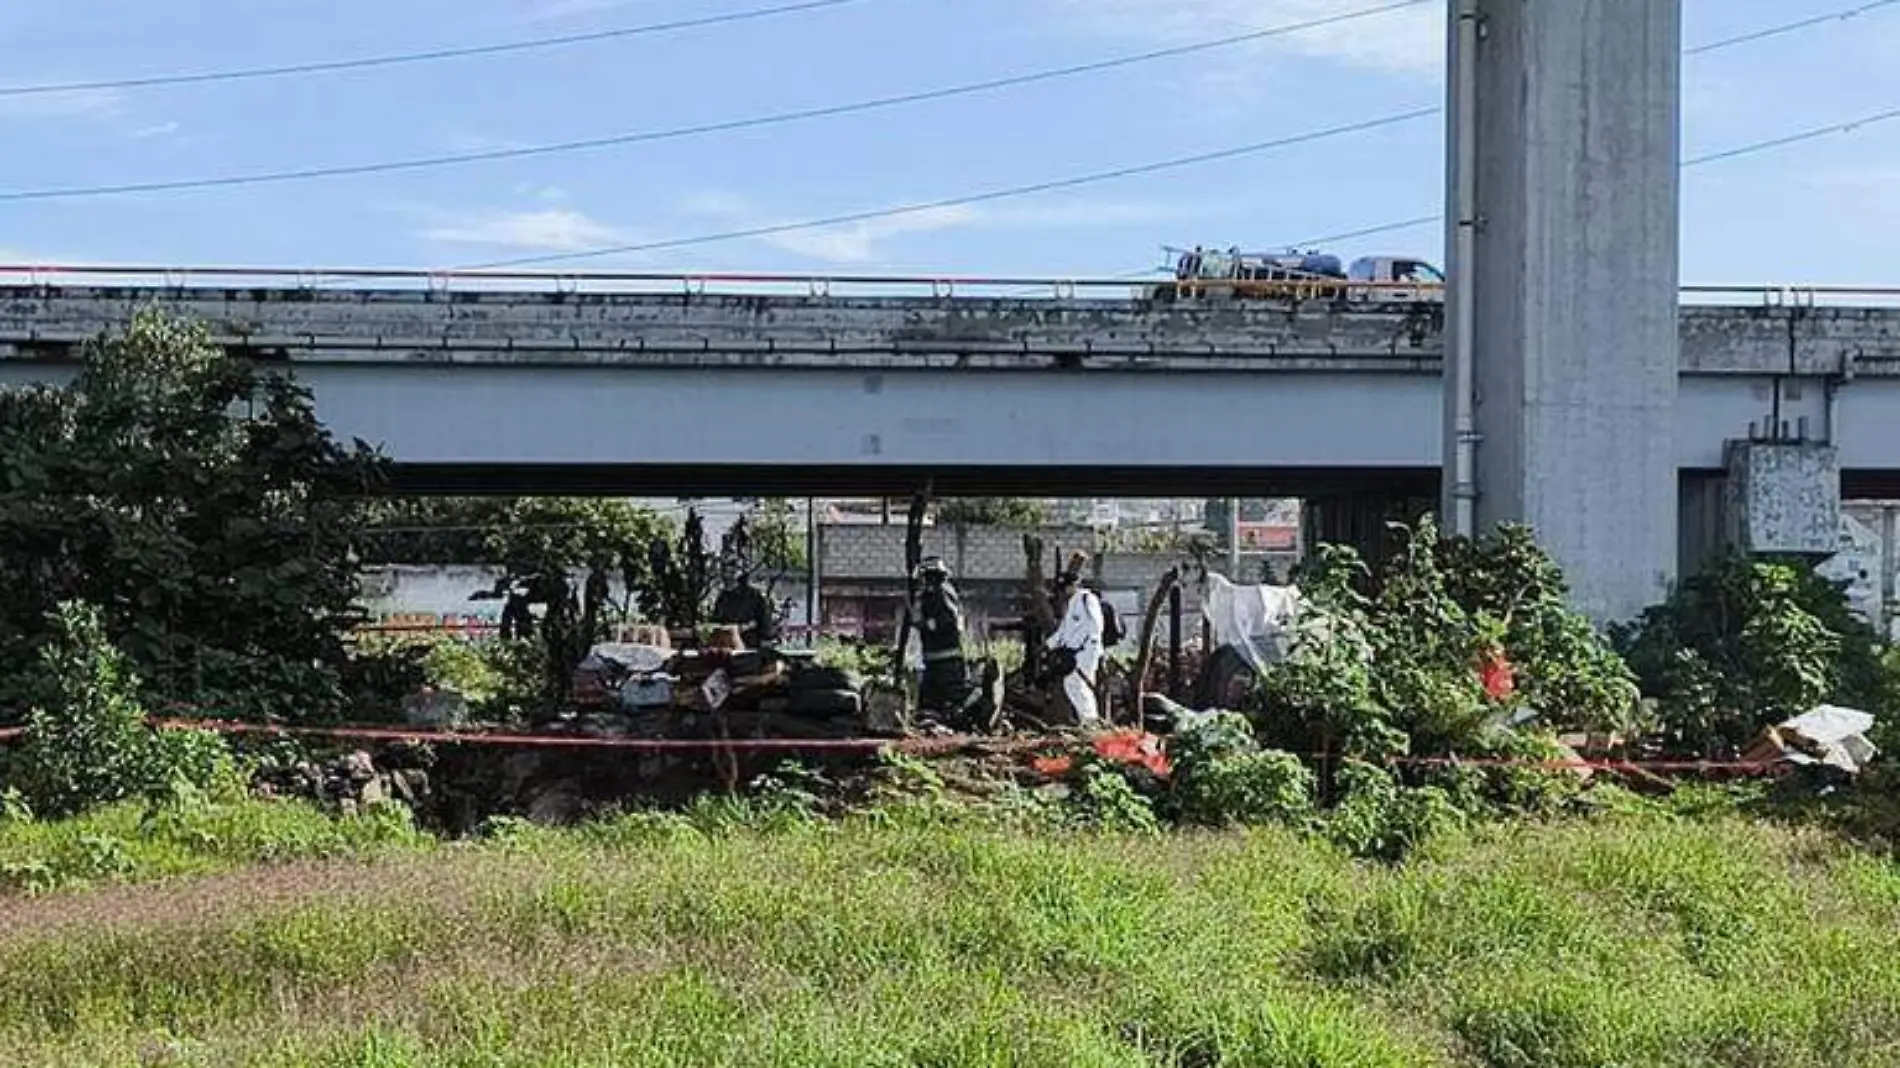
top-left (1100, 599), bottom-right (1125, 647)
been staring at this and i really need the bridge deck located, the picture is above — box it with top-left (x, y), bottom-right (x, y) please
top-left (4, 284), bottom-right (1900, 375)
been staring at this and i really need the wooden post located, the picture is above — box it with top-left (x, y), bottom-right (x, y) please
top-left (1131, 566), bottom-right (1181, 712)
top-left (1168, 584), bottom-right (1183, 698)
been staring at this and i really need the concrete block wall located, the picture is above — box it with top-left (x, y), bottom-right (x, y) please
top-left (819, 523), bottom-right (1100, 581)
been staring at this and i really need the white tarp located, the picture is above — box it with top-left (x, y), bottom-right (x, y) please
top-left (1777, 704), bottom-right (1879, 774)
top-left (1200, 572), bottom-right (1306, 673)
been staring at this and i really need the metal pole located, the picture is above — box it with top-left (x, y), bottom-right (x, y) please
top-left (1226, 496), bottom-right (1242, 578)
top-left (806, 497), bottom-right (820, 647)
top-left (1444, 0), bottom-right (1482, 538)
top-left (1167, 584), bottom-right (1183, 697)
top-left (1884, 504), bottom-right (1898, 641)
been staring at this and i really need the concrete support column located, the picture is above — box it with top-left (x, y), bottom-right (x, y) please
top-left (1449, 0), bottom-right (1682, 622)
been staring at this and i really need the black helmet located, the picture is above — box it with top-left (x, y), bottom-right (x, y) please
top-left (918, 556), bottom-right (951, 578)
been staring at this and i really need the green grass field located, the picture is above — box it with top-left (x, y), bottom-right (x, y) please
top-left (5, 797), bottom-right (1900, 1067)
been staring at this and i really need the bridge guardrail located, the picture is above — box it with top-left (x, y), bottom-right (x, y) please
top-left (4, 264), bottom-right (1900, 307)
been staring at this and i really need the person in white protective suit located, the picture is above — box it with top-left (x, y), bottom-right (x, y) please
top-left (1046, 556), bottom-right (1104, 725)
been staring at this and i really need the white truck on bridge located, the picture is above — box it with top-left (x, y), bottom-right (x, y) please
top-left (1149, 247), bottom-right (1444, 304)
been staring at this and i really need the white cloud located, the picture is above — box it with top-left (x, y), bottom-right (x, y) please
top-left (0, 87), bottom-right (123, 121)
top-left (759, 206), bottom-right (984, 264)
top-left (424, 208), bottom-right (629, 251)
top-left (1046, 0), bottom-right (1443, 81)
top-left (520, 0), bottom-right (647, 23)
top-left (678, 190), bottom-right (754, 218)
top-left (512, 183), bottom-right (569, 204)
top-left (129, 121), bottom-right (180, 140)
top-left (675, 191), bottom-right (1221, 264)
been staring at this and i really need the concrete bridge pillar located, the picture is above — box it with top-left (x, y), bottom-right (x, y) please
top-left (1446, 0), bottom-right (1682, 623)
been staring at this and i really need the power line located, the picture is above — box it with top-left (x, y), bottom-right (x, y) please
top-left (0, 0), bottom-right (1876, 207)
top-left (456, 110), bottom-right (1441, 269)
top-left (1683, 0), bottom-right (1900, 55)
top-left (0, 0), bottom-right (881, 98)
top-left (473, 100), bottom-right (1900, 271)
top-left (455, 0), bottom-right (1900, 268)
top-left (0, 1), bottom-right (1430, 204)
top-left (1287, 106), bottom-right (1900, 248)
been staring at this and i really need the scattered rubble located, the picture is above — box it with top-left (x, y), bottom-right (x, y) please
top-left (253, 747), bottom-right (432, 817)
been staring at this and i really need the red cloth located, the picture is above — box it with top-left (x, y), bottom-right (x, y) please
top-left (1479, 650), bottom-right (1516, 701)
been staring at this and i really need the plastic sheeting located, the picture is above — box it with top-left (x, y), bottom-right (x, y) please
top-left (1778, 704), bottom-right (1879, 774)
top-left (1200, 572), bottom-right (1307, 674)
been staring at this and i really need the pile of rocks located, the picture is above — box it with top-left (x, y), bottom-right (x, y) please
top-left (253, 748), bottom-right (433, 816)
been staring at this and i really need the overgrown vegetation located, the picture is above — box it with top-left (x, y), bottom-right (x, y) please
top-left (9, 311), bottom-right (1900, 1063)
top-left (1614, 553), bottom-right (1900, 754)
top-left (0, 309), bottom-right (383, 725)
top-left (6, 602), bottom-right (240, 819)
top-left (1247, 517), bottom-right (1638, 802)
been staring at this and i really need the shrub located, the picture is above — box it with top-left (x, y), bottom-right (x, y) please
top-left (1325, 760), bottom-right (1464, 863)
top-left (9, 601), bottom-right (237, 817)
top-left (1067, 763), bottom-right (1161, 834)
top-left (1167, 711), bottom-right (1316, 828)
top-left (1613, 555), bottom-right (1891, 754)
top-left (1252, 519), bottom-right (1635, 768)
top-left (1437, 524), bottom-right (1642, 737)
top-left (0, 309), bottom-right (384, 725)
top-left (12, 602), bottom-right (163, 816)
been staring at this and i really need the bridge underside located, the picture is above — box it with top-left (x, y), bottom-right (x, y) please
top-left (381, 462), bottom-right (1442, 498)
top-left (381, 461), bottom-right (1900, 503)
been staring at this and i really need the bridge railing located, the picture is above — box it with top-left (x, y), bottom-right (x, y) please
top-left (3, 264), bottom-right (1900, 307)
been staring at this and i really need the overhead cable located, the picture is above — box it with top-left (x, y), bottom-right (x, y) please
top-left (0, 0), bottom-right (883, 98)
top-left (1683, 0), bottom-right (1900, 55)
top-left (469, 102), bottom-right (1900, 269)
top-left (1286, 105), bottom-right (1900, 248)
top-left (0, 0), bottom-right (1879, 205)
top-left (0, 1), bottom-right (1431, 204)
top-left (455, 110), bottom-right (1441, 268)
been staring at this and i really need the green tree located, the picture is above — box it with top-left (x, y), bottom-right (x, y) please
top-left (730, 498), bottom-right (808, 573)
top-left (0, 309), bottom-right (384, 724)
top-left (358, 496), bottom-right (676, 710)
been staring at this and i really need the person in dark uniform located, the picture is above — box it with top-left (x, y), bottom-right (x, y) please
top-left (915, 556), bottom-right (970, 714)
top-left (710, 559), bottom-right (778, 648)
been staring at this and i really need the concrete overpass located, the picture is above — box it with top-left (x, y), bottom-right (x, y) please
top-left (2, 275), bottom-right (1899, 505)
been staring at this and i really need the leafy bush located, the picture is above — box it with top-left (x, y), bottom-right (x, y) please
top-left (1253, 519), bottom-right (1635, 771)
top-left (0, 309), bottom-right (384, 724)
top-left (815, 637), bottom-right (892, 681)
top-left (1613, 555), bottom-right (1893, 754)
top-left (1437, 524), bottom-right (1642, 737)
top-left (1167, 711), bottom-right (1316, 828)
top-left (9, 602), bottom-right (156, 816)
top-left (1067, 764), bottom-right (1161, 834)
top-left (1325, 760), bottom-right (1465, 863)
top-left (9, 603), bottom-right (242, 817)
top-left (1414, 729), bottom-right (1585, 821)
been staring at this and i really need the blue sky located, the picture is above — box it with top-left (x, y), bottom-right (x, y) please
top-left (1, 0), bottom-right (1897, 284)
